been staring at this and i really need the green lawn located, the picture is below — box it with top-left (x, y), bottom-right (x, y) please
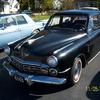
top-left (31, 14), bottom-right (50, 21)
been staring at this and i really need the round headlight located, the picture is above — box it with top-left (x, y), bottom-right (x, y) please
top-left (4, 46), bottom-right (10, 55)
top-left (47, 56), bottom-right (58, 67)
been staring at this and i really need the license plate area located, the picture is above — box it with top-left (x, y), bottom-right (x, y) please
top-left (14, 74), bottom-right (24, 83)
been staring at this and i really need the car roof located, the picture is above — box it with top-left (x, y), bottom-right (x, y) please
top-left (0, 14), bottom-right (17, 17)
top-left (80, 7), bottom-right (99, 10)
top-left (0, 14), bottom-right (27, 17)
top-left (55, 10), bottom-right (100, 16)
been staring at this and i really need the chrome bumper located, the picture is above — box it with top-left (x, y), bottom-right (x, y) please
top-left (3, 61), bottom-right (67, 85)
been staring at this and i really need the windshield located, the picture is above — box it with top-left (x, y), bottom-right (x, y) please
top-left (46, 14), bottom-right (88, 32)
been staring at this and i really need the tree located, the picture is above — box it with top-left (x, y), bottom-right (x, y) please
top-left (0, 1), bottom-right (4, 12)
top-left (28, 0), bottom-right (35, 11)
top-left (17, 0), bottom-right (28, 11)
top-left (40, 0), bottom-right (53, 11)
top-left (17, 0), bottom-right (35, 11)
top-left (60, 0), bottom-right (74, 10)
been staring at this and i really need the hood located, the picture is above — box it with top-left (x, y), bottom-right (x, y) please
top-left (18, 29), bottom-right (87, 56)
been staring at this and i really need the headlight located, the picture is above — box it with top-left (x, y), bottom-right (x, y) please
top-left (4, 46), bottom-right (10, 55)
top-left (47, 56), bottom-right (58, 67)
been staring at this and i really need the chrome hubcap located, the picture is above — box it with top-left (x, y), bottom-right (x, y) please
top-left (72, 58), bottom-right (82, 83)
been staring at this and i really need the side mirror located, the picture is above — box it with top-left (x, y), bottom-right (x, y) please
top-left (42, 23), bottom-right (45, 27)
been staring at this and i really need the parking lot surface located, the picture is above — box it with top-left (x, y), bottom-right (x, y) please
top-left (0, 53), bottom-right (100, 100)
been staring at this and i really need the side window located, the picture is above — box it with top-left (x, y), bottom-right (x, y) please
top-left (92, 15), bottom-right (100, 30)
top-left (16, 16), bottom-right (27, 25)
top-left (48, 16), bottom-right (60, 27)
top-left (62, 16), bottom-right (71, 23)
top-left (4, 17), bottom-right (17, 28)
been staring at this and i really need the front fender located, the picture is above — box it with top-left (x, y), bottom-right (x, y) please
top-left (53, 38), bottom-right (89, 71)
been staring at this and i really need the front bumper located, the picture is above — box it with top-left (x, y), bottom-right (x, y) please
top-left (3, 61), bottom-right (67, 85)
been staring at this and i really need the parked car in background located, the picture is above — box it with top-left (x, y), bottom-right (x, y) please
top-left (0, 14), bottom-right (45, 50)
top-left (3, 10), bottom-right (100, 86)
top-left (21, 10), bottom-right (32, 16)
top-left (80, 7), bottom-right (99, 11)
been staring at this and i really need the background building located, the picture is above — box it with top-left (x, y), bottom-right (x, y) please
top-left (75, 0), bottom-right (100, 9)
top-left (0, 0), bottom-right (20, 14)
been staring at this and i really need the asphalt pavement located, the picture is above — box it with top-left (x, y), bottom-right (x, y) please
top-left (0, 53), bottom-right (100, 100)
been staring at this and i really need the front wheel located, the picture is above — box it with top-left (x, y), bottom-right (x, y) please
top-left (70, 57), bottom-right (82, 85)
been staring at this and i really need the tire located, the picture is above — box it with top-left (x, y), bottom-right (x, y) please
top-left (70, 57), bottom-right (82, 85)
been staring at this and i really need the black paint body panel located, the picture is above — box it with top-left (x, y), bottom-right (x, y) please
top-left (6, 10), bottom-right (100, 78)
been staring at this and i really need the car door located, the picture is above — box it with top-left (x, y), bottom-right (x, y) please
top-left (0, 16), bottom-right (21, 48)
top-left (88, 14), bottom-right (100, 62)
top-left (92, 14), bottom-right (100, 53)
top-left (15, 15), bottom-right (34, 39)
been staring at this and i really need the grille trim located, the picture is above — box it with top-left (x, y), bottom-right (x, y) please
top-left (8, 56), bottom-right (49, 75)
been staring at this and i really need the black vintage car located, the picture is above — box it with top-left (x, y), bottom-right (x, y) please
top-left (3, 10), bottom-right (100, 85)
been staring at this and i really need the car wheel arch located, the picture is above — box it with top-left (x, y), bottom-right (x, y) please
top-left (68, 55), bottom-right (83, 84)
top-left (76, 53), bottom-right (86, 68)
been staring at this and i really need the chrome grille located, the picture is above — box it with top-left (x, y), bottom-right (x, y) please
top-left (9, 57), bottom-right (48, 75)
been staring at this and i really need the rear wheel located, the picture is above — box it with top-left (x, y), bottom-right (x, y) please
top-left (70, 57), bottom-right (82, 85)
